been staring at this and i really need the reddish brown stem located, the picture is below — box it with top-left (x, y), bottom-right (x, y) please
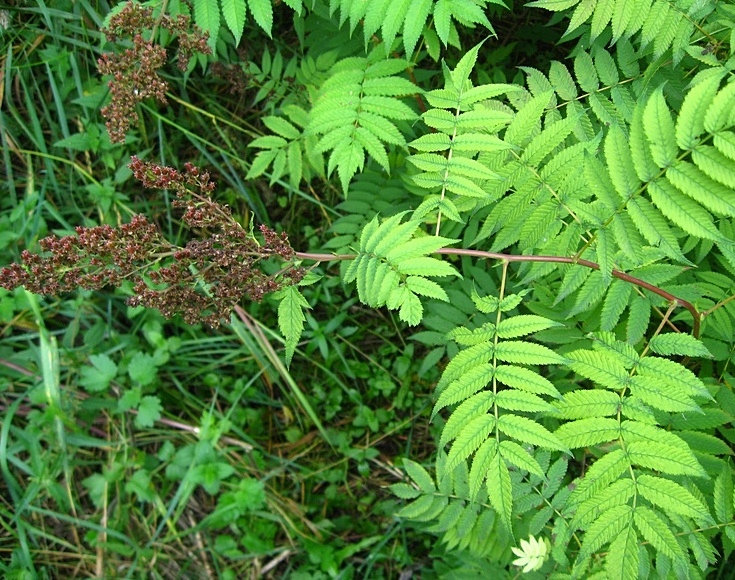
top-left (294, 248), bottom-right (702, 338)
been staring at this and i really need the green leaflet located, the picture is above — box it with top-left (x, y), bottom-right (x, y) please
top-left (344, 214), bottom-right (459, 325)
top-left (713, 469), bottom-right (734, 525)
top-left (403, 458), bottom-right (436, 493)
top-left (551, 390), bottom-right (621, 420)
top-left (445, 413), bottom-right (496, 472)
top-left (605, 522), bottom-right (639, 580)
top-left (247, 105), bottom-right (321, 188)
top-left (408, 42), bottom-right (524, 227)
top-left (555, 418), bottom-right (620, 449)
top-left (569, 449), bottom-right (630, 507)
top-left (249, 0), bottom-right (273, 36)
top-left (567, 349), bottom-right (629, 390)
top-left (494, 365), bottom-right (562, 398)
top-left (577, 504), bottom-right (634, 563)
top-left (643, 87), bottom-right (677, 170)
top-left (433, 364), bottom-right (494, 417)
top-left (497, 414), bottom-right (569, 453)
top-left (626, 441), bottom-right (706, 477)
top-left (636, 474), bottom-right (712, 525)
top-left (275, 285), bottom-right (310, 366)
top-left (647, 333), bottom-right (712, 358)
top-left (498, 440), bottom-right (545, 478)
top-left (440, 394), bottom-right (495, 447)
top-left (633, 506), bottom-right (688, 565)
top-left (676, 75), bottom-right (722, 151)
top-left (571, 478), bottom-right (636, 530)
top-left (220, 0), bottom-right (247, 45)
top-left (308, 45), bottom-right (419, 192)
top-left (486, 448), bottom-right (513, 534)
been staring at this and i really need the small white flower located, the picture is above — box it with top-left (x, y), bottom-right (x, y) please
top-left (511, 535), bottom-right (550, 573)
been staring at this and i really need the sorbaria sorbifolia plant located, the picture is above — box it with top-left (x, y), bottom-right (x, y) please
top-left (3, 0), bottom-right (735, 576)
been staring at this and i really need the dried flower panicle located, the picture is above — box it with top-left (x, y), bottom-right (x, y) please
top-left (98, 2), bottom-right (211, 142)
top-left (0, 158), bottom-right (305, 328)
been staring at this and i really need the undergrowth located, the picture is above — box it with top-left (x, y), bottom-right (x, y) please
top-left (1, 0), bottom-right (735, 578)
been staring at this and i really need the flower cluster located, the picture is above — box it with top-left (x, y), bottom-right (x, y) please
top-left (0, 159), bottom-right (305, 327)
top-left (98, 2), bottom-right (211, 142)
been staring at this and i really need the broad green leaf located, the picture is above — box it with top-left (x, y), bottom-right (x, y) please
top-left (452, 133), bottom-right (511, 152)
top-left (648, 178), bottom-right (723, 241)
top-left (574, 50), bottom-right (598, 92)
top-left (628, 375), bottom-right (699, 413)
top-left (630, 99), bottom-right (659, 182)
top-left (497, 413), bottom-right (569, 453)
top-left (521, 114), bottom-right (578, 167)
top-left (397, 493), bottom-right (441, 519)
top-left (600, 280), bottom-right (633, 331)
top-left (221, 0), bottom-right (247, 45)
top-left (381, 0), bottom-right (412, 53)
top-left (627, 197), bottom-right (687, 263)
top-left (128, 351), bottom-right (158, 386)
top-left (398, 290), bottom-right (423, 325)
top-left (135, 395), bottom-right (162, 428)
top-left (548, 60), bottom-right (578, 100)
top-left (620, 420), bottom-right (690, 451)
top-left (505, 91), bottom-right (554, 148)
top-left (362, 212), bottom-right (411, 253)
top-left (713, 469), bottom-right (733, 524)
top-left (125, 469), bottom-right (155, 502)
top-left (385, 234), bottom-right (458, 262)
top-left (390, 482), bottom-right (422, 499)
top-left (666, 162), bottom-right (735, 217)
top-left (437, 342), bottom-right (494, 393)
top-left (394, 256), bottom-right (459, 277)
top-left (80, 353), bottom-right (117, 393)
top-left (605, 124), bottom-right (639, 197)
top-left (670, 408), bottom-right (734, 430)
top-left (636, 357), bottom-right (710, 399)
top-left (410, 133), bottom-right (452, 152)
top-left (401, 0), bottom-right (432, 57)
top-left (692, 145), bottom-right (735, 190)
top-left (704, 80), bottom-right (735, 134)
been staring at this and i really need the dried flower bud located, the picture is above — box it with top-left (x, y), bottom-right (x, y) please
top-left (1, 158), bottom-right (303, 328)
